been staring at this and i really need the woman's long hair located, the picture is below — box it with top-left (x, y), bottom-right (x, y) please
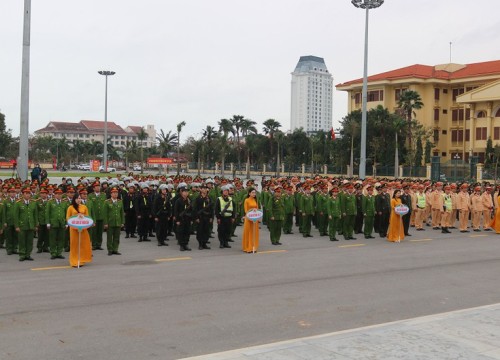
top-left (71, 194), bottom-right (81, 213)
top-left (392, 189), bottom-right (401, 199)
top-left (246, 187), bottom-right (260, 208)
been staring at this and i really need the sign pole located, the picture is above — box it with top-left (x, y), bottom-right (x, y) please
top-left (78, 228), bottom-right (82, 268)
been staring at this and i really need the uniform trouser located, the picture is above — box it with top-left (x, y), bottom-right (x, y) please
top-left (301, 214), bottom-right (312, 236)
top-left (218, 217), bottom-right (232, 246)
top-left (415, 208), bottom-right (425, 229)
top-left (176, 218), bottom-right (191, 246)
top-left (137, 215), bottom-right (149, 239)
top-left (283, 213), bottom-right (293, 233)
top-left (92, 219), bottom-right (104, 248)
top-left (269, 219), bottom-right (283, 244)
top-left (18, 229), bottom-right (34, 259)
top-left (0, 232), bottom-right (4, 247)
top-left (295, 207), bottom-right (300, 226)
top-left (378, 212), bottom-right (390, 236)
top-left (483, 209), bottom-right (493, 229)
top-left (64, 227), bottom-right (70, 251)
top-left (4, 225), bottom-right (18, 254)
top-left (106, 226), bottom-right (121, 252)
top-left (459, 210), bottom-right (469, 231)
top-left (49, 227), bottom-right (65, 257)
top-left (343, 214), bottom-right (355, 239)
top-left (316, 213), bottom-right (327, 234)
top-left (125, 210), bottom-right (137, 235)
top-left (156, 214), bottom-right (169, 243)
top-left (425, 205), bottom-right (432, 224)
top-left (354, 212), bottom-right (364, 233)
top-left (196, 217), bottom-right (211, 246)
top-left (374, 214), bottom-right (380, 233)
top-left (441, 211), bottom-right (451, 229)
top-left (37, 224), bottom-right (49, 251)
top-left (231, 216), bottom-right (238, 236)
top-left (364, 216), bottom-right (374, 237)
top-left (410, 210), bottom-right (416, 226)
top-left (149, 216), bottom-right (155, 234)
top-left (328, 217), bottom-right (340, 239)
top-left (207, 218), bottom-right (214, 236)
top-left (472, 210), bottom-right (482, 229)
top-left (402, 213), bottom-right (411, 235)
top-left (431, 209), bottom-right (442, 227)
top-left (450, 209), bottom-right (457, 227)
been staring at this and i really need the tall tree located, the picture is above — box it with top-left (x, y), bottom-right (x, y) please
top-left (218, 118), bottom-right (234, 176)
top-left (202, 125), bottom-right (217, 165)
top-left (156, 129), bottom-right (178, 157)
top-left (176, 121), bottom-right (186, 175)
top-left (415, 136), bottom-right (423, 167)
top-left (397, 90), bottom-right (423, 151)
top-left (230, 115), bottom-right (247, 172)
top-left (262, 119), bottom-right (282, 164)
top-left (0, 111), bottom-right (14, 159)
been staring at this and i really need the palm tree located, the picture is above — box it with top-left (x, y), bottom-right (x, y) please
top-left (137, 127), bottom-right (148, 174)
top-left (345, 118), bottom-right (359, 177)
top-left (397, 90), bottom-right (423, 151)
top-left (392, 115), bottom-right (407, 177)
top-left (71, 140), bottom-right (85, 165)
top-left (176, 121), bottom-right (186, 175)
top-left (230, 115), bottom-right (247, 172)
top-left (262, 119), bottom-right (282, 164)
top-left (156, 129), bottom-right (178, 157)
top-left (202, 125), bottom-right (217, 165)
top-left (218, 118), bottom-right (234, 176)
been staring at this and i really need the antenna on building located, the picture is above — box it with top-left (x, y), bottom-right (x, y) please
top-left (449, 42), bottom-right (452, 63)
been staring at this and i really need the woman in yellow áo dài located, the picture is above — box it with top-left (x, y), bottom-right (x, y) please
top-left (66, 190), bottom-right (93, 267)
top-left (490, 187), bottom-right (500, 233)
top-left (387, 189), bottom-right (405, 242)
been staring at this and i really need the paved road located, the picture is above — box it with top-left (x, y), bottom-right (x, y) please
top-left (1, 225), bottom-right (500, 360)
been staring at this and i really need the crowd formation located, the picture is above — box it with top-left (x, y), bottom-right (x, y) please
top-left (1, 173), bottom-right (500, 267)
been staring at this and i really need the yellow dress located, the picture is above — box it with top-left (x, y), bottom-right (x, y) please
top-left (66, 204), bottom-right (93, 267)
top-left (387, 198), bottom-right (405, 242)
top-left (490, 196), bottom-right (500, 233)
top-left (242, 197), bottom-right (260, 253)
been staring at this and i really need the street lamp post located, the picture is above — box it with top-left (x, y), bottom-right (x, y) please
top-left (98, 70), bottom-right (116, 172)
top-left (351, 0), bottom-right (384, 179)
top-left (454, 153), bottom-right (461, 181)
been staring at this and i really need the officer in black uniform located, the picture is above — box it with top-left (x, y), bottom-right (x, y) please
top-left (193, 183), bottom-right (213, 250)
top-left (135, 183), bottom-right (152, 242)
top-left (153, 184), bottom-right (171, 246)
top-left (375, 184), bottom-right (391, 238)
top-left (173, 186), bottom-right (192, 251)
top-left (123, 183), bottom-right (137, 238)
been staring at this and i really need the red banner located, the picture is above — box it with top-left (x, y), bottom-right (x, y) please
top-left (147, 158), bottom-right (173, 164)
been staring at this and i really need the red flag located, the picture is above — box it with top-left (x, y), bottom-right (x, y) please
top-left (330, 128), bottom-right (336, 140)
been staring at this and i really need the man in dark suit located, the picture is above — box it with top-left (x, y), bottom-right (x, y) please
top-left (401, 186), bottom-right (412, 236)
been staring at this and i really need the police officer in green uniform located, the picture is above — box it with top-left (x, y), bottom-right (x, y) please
top-left (104, 187), bottom-right (125, 255)
top-left (300, 186), bottom-right (315, 237)
top-left (46, 188), bottom-right (67, 259)
top-left (341, 184), bottom-right (357, 240)
top-left (36, 187), bottom-right (50, 253)
top-left (14, 187), bottom-right (39, 261)
top-left (283, 186), bottom-right (295, 234)
top-left (362, 186), bottom-right (376, 239)
top-left (88, 181), bottom-right (106, 250)
top-left (327, 187), bottom-right (342, 241)
top-left (267, 187), bottom-right (285, 245)
top-left (3, 186), bottom-right (19, 255)
top-left (315, 185), bottom-right (329, 236)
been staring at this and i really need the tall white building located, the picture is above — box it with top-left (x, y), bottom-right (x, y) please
top-left (290, 55), bottom-right (333, 134)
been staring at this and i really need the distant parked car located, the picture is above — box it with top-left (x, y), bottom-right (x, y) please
top-left (133, 165), bottom-right (142, 171)
top-left (99, 166), bottom-right (116, 172)
top-left (79, 164), bottom-right (91, 171)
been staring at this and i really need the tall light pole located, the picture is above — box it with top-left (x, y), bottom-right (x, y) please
top-left (351, 0), bottom-right (384, 179)
top-left (98, 70), bottom-right (116, 172)
top-left (18, 0), bottom-right (32, 181)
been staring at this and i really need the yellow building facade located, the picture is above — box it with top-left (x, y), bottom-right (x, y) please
top-left (336, 60), bottom-right (500, 163)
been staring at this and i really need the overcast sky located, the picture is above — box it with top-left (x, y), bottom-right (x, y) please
top-left (1, 0), bottom-right (499, 141)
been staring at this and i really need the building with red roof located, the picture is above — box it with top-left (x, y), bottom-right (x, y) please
top-left (336, 60), bottom-right (500, 163)
top-left (34, 120), bottom-right (157, 150)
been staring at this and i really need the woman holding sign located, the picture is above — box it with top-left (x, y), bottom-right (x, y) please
top-left (242, 188), bottom-right (260, 253)
top-left (387, 189), bottom-right (405, 242)
top-left (66, 190), bottom-right (93, 267)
